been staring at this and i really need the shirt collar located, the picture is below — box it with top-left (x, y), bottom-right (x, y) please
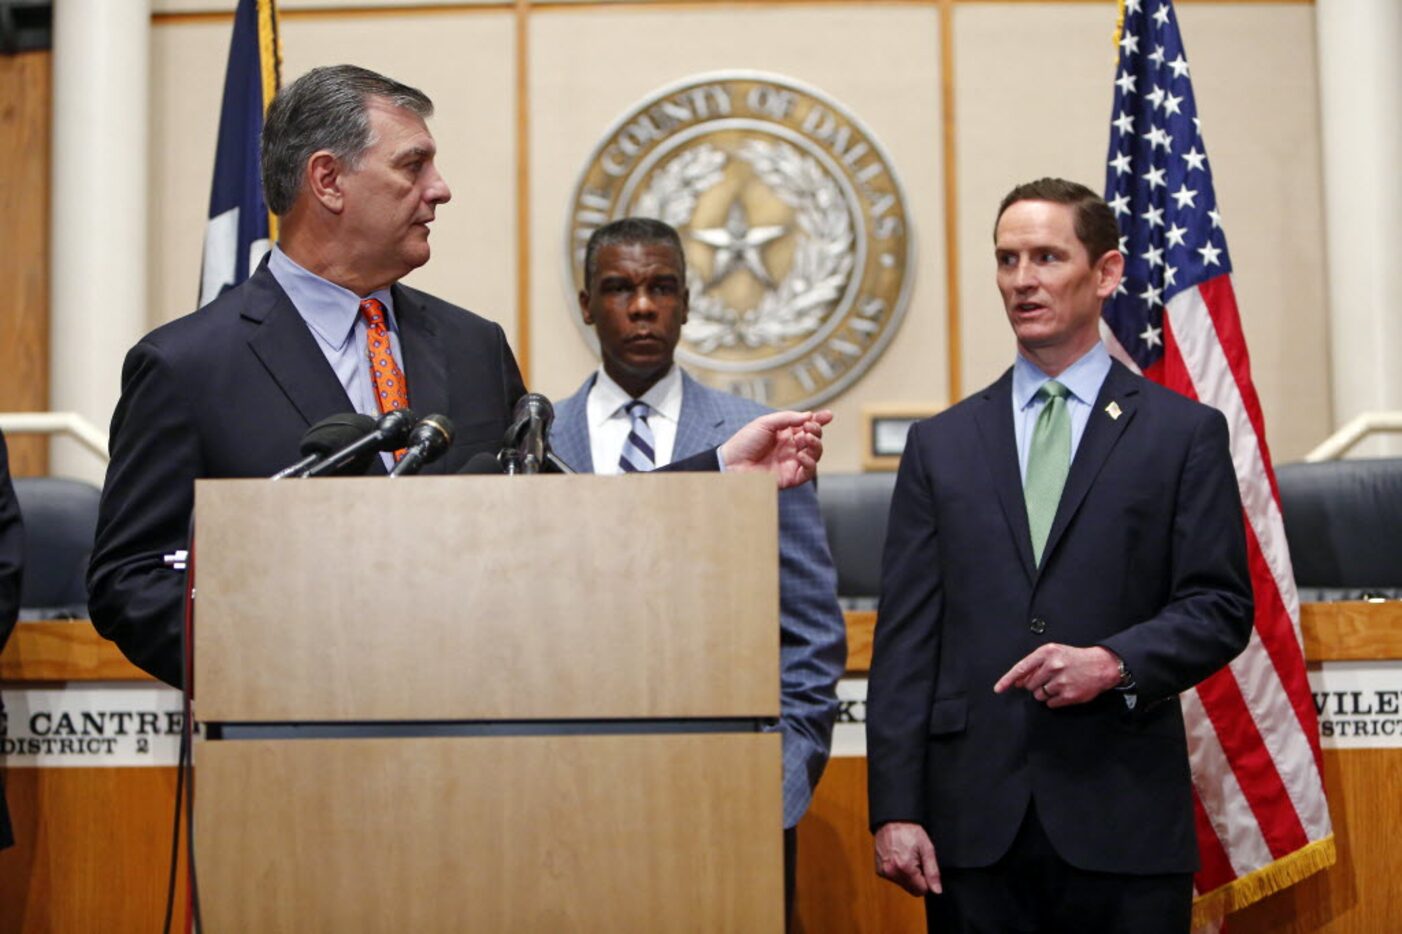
top-left (1012, 341), bottom-right (1112, 411)
top-left (268, 245), bottom-right (397, 350)
top-left (588, 365), bottom-right (684, 430)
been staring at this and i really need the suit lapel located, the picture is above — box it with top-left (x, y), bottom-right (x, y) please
top-left (674, 370), bottom-right (728, 461)
top-left (244, 267), bottom-right (357, 431)
top-left (1039, 361), bottom-right (1140, 568)
top-left (973, 370), bottom-right (1036, 584)
top-left (552, 374), bottom-right (598, 473)
top-left (394, 285), bottom-right (450, 475)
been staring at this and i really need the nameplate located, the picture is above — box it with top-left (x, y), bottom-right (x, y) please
top-left (1310, 660), bottom-right (1402, 749)
top-left (0, 684), bottom-right (189, 767)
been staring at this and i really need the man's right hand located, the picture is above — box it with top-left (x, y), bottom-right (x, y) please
top-left (873, 821), bottom-right (942, 897)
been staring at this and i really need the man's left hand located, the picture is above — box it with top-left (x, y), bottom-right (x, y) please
top-left (720, 410), bottom-right (833, 490)
top-left (993, 644), bottom-right (1123, 708)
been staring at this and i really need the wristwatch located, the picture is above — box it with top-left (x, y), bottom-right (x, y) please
top-left (1113, 655), bottom-right (1136, 691)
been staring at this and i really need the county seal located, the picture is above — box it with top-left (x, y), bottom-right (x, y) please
top-left (566, 72), bottom-right (914, 409)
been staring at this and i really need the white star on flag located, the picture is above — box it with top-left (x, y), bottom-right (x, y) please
top-left (1147, 126), bottom-right (1172, 151)
top-left (1139, 322), bottom-right (1163, 347)
top-left (1197, 242), bottom-right (1222, 266)
top-left (1142, 244), bottom-right (1165, 268)
top-left (1110, 151), bottom-right (1133, 176)
top-left (1114, 111), bottom-right (1136, 135)
top-left (1116, 71), bottom-right (1137, 95)
top-left (1141, 204), bottom-right (1165, 228)
top-left (1120, 32), bottom-right (1140, 55)
top-left (1143, 166), bottom-right (1167, 189)
top-left (1168, 53), bottom-right (1190, 78)
top-left (1146, 86), bottom-right (1166, 109)
top-left (1149, 44), bottom-right (1166, 67)
top-left (1170, 184), bottom-right (1198, 209)
top-left (1163, 92), bottom-right (1184, 116)
top-left (1164, 223), bottom-right (1188, 247)
top-left (1181, 146), bottom-right (1207, 171)
top-left (1208, 207), bottom-right (1222, 228)
top-left (1162, 264), bottom-right (1178, 287)
top-left (1138, 282), bottom-right (1163, 307)
top-left (1152, 5), bottom-right (1171, 26)
top-left (1109, 193), bottom-right (1132, 217)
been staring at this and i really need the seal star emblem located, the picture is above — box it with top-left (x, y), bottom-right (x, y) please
top-left (689, 200), bottom-right (785, 289)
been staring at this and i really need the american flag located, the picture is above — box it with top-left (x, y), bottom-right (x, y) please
top-left (1102, 0), bottom-right (1334, 924)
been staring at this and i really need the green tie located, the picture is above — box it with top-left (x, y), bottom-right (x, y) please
top-left (1025, 380), bottom-right (1071, 566)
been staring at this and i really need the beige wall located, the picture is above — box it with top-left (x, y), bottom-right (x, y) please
top-left (145, 0), bottom-right (1328, 470)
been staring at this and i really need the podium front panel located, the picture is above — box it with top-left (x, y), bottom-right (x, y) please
top-left (194, 732), bottom-right (784, 932)
top-left (193, 474), bottom-right (779, 722)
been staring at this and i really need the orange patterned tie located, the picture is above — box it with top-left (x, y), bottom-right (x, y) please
top-left (360, 298), bottom-right (410, 458)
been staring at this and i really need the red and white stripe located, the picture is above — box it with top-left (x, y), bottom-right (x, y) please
top-left (1105, 274), bottom-right (1331, 897)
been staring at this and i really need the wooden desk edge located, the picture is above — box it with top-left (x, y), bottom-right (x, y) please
top-left (1, 619), bottom-right (157, 682)
top-left (4, 601), bottom-right (1399, 683)
top-left (844, 601), bottom-right (1402, 673)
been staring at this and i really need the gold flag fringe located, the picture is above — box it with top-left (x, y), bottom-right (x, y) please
top-left (1191, 835), bottom-right (1337, 928)
top-left (257, 0), bottom-right (283, 243)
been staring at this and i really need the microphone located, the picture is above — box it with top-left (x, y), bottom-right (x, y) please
top-left (305, 408), bottom-right (417, 478)
top-left (459, 451), bottom-right (505, 475)
top-left (503, 393), bottom-right (554, 475)
top-left (388, 414), bottom-right (455, 477)
top-left (270, 413), bottom-right (377, 479)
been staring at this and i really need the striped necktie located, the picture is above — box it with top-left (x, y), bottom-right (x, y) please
top-left (1024, 380), bottom-right (1072, 566)
top-left (618, 400), bottom-right (656, 473)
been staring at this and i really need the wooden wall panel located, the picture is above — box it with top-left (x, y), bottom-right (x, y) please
top-left (0, 52), bottom-right (51, 477)
top-left (794, 757), bottom-right (924, 933)
top-left (0, 768), bottom-right (188, 934)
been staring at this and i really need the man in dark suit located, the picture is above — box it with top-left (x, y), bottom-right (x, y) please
top-left (866, 178), bottom-right (1253, 932)
top-left (89, 66), bottom-right (829, 689)
top-left (0, 429), bottom-right (24, 850)
top-left (87, 66), bottom-right (523, 687)
top-left (551, 218), bottom-right (847, 921)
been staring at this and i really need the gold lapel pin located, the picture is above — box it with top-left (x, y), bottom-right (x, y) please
top-left (1105, 401), bottom-right (1122, 420)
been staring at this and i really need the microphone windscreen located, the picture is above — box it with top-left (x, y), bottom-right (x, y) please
top-left (460, 452), bottom-right (504, 475)
top-left (301, 413), bottom-right (377, 457)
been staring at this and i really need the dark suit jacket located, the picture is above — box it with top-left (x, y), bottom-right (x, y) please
top-left (87, 265), bottom-right (526, 687)
top-left (0, 430), bottom-right (23, 848)
top-left (866, 359), bottom-right (1252, 875)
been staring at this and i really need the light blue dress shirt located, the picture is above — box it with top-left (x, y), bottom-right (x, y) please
top-left (1012, 342), bottom-right (1113, 484)
top-left (268, 247), bottom-right (406, 469)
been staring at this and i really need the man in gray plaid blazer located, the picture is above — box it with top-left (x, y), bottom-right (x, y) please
top-left (551, 218), bottom-right (846, 918)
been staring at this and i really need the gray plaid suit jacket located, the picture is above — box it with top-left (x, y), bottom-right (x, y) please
top-left (552, 369), bottom-right (847, 827)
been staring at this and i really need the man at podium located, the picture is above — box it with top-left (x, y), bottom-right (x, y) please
top-left (552, 218), bottom-right (847, 919)
top-left (87, 65), bottom-right (830, 689)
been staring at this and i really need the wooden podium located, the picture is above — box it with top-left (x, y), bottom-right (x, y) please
top-left (190, 474), bottom-right (784, 932)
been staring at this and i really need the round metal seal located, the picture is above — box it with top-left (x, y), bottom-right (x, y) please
top-left (565, 72), bottom-right (914, 409)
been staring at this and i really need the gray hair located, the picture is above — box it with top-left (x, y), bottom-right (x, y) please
top-left (261, 65), bottom-right (434, 216)
top-left (582, 217), bottom-right (688, 289)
